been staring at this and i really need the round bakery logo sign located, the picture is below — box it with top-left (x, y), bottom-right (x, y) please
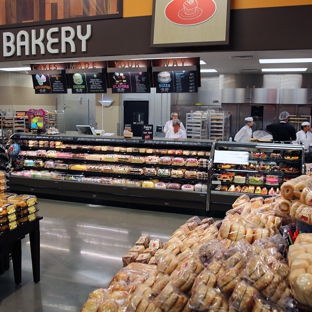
top-left (165, 0), bottom-right (217, 25)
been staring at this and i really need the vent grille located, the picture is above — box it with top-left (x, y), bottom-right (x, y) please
top-left (240, 69), bottom-right (260, 74)
top-left (231, 55), bottom-right (254, 60)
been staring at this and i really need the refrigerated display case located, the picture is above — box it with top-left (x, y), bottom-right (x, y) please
top-left (9, 133), bottom-right (213, 213)
top-left (209, 141), bottom-right (305, 212)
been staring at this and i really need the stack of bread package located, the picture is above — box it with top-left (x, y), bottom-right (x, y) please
top-left (81, 186), bottom-right (304, 312)
top-left (288, 233), bottom-right (312, 308)
top-left (279, 175), bottom-right (312, 224)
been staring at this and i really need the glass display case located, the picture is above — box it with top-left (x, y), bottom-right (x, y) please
top-left (9, 134), bottom-right (214, 213)
top-left (209, 141), bottom-right (305, 212)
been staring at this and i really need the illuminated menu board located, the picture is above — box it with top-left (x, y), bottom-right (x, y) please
top-left (109, 71), bottom-right (151, 93)
top-left (153, 70), bottom-right (198, 93)
top-left (68, 72), bottom-right (107, 93)
top-left (32, 71), bottom-right (67, 94)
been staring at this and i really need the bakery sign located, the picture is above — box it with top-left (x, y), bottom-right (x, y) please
top-left (151, 0), bottom-right (230, 46)
top-left (3, 25), bottom-right (92, 57)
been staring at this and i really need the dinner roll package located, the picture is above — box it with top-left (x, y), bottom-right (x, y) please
top-left (80, 193), bottom-right (303, 312)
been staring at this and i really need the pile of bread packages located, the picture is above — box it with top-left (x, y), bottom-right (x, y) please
top-left (81, 176), bottom-right (312, 312)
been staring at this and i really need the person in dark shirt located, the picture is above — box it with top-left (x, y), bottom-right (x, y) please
top-left (266, 111), bottom-right (296, 143)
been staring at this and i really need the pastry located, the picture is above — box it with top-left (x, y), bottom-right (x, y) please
top-left (255, 186), bottom-right (261, 194)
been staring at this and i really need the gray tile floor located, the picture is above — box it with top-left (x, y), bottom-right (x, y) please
top-left (0, 199), bottom-right (196, 312)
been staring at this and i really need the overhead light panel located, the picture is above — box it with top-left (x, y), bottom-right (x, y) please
top-left (261, 68), bottom-right (307, 72)
top-left (259, 58), bottom-right (312, 64)
top-left (0, 66), bottom-right (31, 71)
top-left (200, 69), bottom-right (217, 73)
top-left (200, 60), bottom-right (206, 65)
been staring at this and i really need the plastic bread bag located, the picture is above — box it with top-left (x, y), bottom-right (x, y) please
top-left (218, 216), bottom-right (255, 244)
top-left (280, 175), bottom-right (308, 200)
top-left (163, 237), bottom-right (184, 256)
top-left (198, 224), bottom-right (219, 245)
top-left (174, 255), bottom-right (205, 277)
top-left (97, 300), bottom-right (121, 312)
top-left (192, 267), bottom-right (218, 290)
top-left (108, 262), bottom-right (157, 291)
top-left (239, 256), bottom-right (275, 292)
top-left (251, 298), bottom-right (286, 312)
top-left (222, 239), bottom-right (253, 271)
top-left (80, 297), bottom-right (103, 312)
top-left (232, 193), bottom-right (251, 208)
top-left (229, 281), bottom-right (260, 312)
top-left (157, 253), bottom-right (179, 275)
top-left (198, 238), bottom-right (228, 267)
top-left (171, 265), bottom-right (198, 295)
top-left (126, 285), bottom-right (162, 312)
top-left (151, 280), bottom-right (189, 312)
top-left (217, 267), bottom-right (242, 295)
top-left (189, 284), bottom-right (228, 312)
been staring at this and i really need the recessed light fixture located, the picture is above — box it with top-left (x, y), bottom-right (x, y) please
top-left (0, 66), bottom-right (31, 71)
top-left (200, 60), bottom-right (206, 65)
top-left (200, 69), bottom-right (217, 73)
top-left (259, 58), bottom-right (312, 64)
top-left (261, 68), bottom-right (307, 72)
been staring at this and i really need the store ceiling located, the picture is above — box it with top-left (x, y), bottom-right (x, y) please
top-left (2, 49), bottom-right (312, 75)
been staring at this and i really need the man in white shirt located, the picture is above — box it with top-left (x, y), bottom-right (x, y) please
top-left (296, 121), bottom-right (312, 151)
top-left (164, 112), bottom-right (186, 134)
top-left (165, 119), bottom-right (187, 139)
top-left (234, 117), bottom-right (254, 142)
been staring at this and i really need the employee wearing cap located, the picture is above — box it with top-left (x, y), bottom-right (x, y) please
top-left (266, 111), bottom-right (296, 143)
top-left (296, 122), bottom-right (312, 151)
top-left (164, 112), bottom-right (186, 134)
top-left (234, 117), bottom-right (254, 142)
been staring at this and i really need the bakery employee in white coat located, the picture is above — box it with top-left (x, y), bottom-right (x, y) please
top-left (296, 121), bottom-right (312, 151)
top-left (165, 119), bottom-right (187, 139)
top-left (164, 112), bottom-right (186, 134)
top-left (234, 117), bottom-right (254, 142)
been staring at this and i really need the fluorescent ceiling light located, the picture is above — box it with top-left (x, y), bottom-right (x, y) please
top-left (261, 68), bottom-right (307, 72)
top-left (200, 69), bottom-right (217, 73)
top-left (259, 58), bottom-right (312, 64)
top-left (200, 60), bottom-right (206, 65)
top-left (0, 66), bottom-right (31, 71)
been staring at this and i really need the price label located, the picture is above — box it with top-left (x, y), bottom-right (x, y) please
top-left (214, 150), bottom-right (249, 165)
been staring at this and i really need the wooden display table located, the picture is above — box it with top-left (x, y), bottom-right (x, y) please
top-left (0, 217), bottom-right (42, 284)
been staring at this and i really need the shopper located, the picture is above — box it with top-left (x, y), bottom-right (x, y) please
top-left (266, 111), bottom-right (296, 143)
top-left (296, 121), bottom-right (312, 151)
top-left (234, 117), bottom-right (254, 142)
top-left (165, 119), bottom-right (187, 139)
top-left (164, 112), bottom-right (186, 134)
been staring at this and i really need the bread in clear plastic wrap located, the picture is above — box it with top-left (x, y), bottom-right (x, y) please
top-left (189, 284), bottom-right (228, 312)
top-left (229, 281), bottom-right (259, 312)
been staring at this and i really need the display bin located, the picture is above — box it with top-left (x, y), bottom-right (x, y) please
top-left (9, 133), bottom-right (214, 214)
top-left (209, 141), bottom-right (305, 213)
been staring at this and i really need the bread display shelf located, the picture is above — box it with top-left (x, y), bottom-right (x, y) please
top-left (16, 168), bottom-right (208, 183)
top-left (10, 134), bottom-right (213, 212)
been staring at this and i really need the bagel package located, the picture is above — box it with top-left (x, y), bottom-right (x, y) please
top-left (81, 200), bottom-right (303, 312)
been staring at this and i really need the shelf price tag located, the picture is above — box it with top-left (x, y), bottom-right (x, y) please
top-left (214, 150), bottom-right (249, 165)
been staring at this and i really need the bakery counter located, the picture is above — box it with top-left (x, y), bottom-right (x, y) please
top-left (9, 176), bottom-right (207, 211)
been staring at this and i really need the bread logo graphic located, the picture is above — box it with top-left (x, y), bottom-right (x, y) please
top-left (165, 0), bottom-right (217, 25)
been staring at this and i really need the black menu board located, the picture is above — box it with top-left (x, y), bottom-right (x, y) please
top-left (69, 72), bottom-right (107, 93)
top-left (142, 125), bottom-right (153, 140)
top-left (50, 72), bottom-right (67, 93)
top-left (153, 70), bottom-right (198, 93)
top-left (32, 71), bottom-right (67, 94)
top-left (109, 72), bottom-right (151, 93)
